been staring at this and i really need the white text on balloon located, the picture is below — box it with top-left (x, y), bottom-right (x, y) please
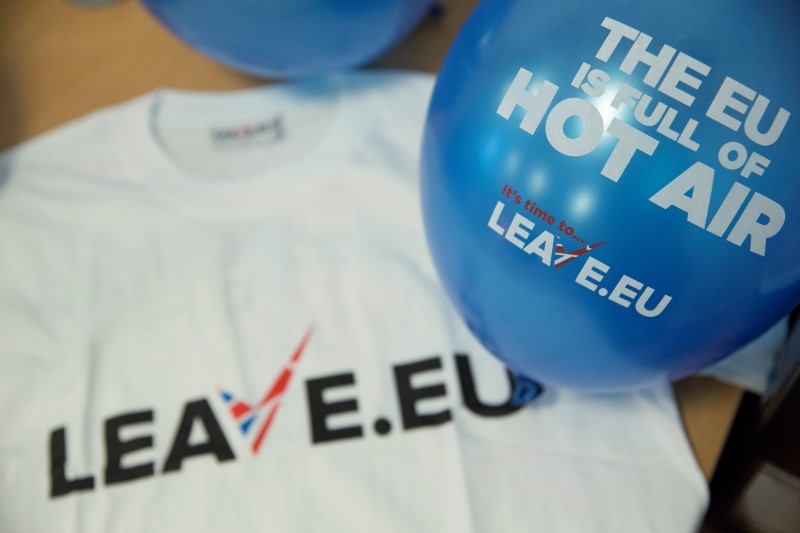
top-left (487, 200), bottom-right (672, 318)
top-left (595, 17), bottom-right (711, 107)
top-left (650, 162), bottom-right (785, 256)
top-left (576, 257), bottom-right (673, 318)
top-left (497, 68), bottom-right (659, 183)
top-left (497, 66), bottom-right (786, 257)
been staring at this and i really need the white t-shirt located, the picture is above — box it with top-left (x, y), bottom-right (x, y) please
top-left (0, 71), bottom-right (708, 532)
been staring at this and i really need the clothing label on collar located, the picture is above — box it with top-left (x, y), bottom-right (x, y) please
top-left (210, 115), bottom-right (285, 148)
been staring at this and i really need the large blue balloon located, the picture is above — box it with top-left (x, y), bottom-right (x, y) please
top-left (421, 0), bottom-right (800, 391)
top-left (140, 0), bottom-right (431, 78)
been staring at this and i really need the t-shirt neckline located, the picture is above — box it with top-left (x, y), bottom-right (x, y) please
top-left (115, 74), bottom-right (355, 218)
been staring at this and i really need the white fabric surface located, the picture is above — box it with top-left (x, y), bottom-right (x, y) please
top-left (703, 319), bottom-right (788, 394)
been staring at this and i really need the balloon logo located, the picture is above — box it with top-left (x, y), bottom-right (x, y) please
top-left (421, 0), bottom-right (800, 391)
top-left (139, 0), bottom-right (431, 78)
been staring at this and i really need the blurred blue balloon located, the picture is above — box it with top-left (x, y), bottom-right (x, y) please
top-left (140, 0), bottom-right (431, 78)
top-left (421, 0), bottom-right (800, 391)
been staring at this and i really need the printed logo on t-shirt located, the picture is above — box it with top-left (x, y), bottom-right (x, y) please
top-left (47, 326), bottom-right (528, 499)
top-left (217, 326), bottom-right (313, 455)
top-left (210, 115), bottom-right (285, 148)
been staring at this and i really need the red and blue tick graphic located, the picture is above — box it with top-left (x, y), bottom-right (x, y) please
top-left (218, 326), bottom-right (314, 454)
top-left (553, 241), bottom-right (608, 268)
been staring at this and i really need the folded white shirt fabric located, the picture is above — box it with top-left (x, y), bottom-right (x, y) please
top-left (703, 318), bottom-right (787, 394)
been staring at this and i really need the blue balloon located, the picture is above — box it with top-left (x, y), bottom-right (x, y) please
top-left (421, 0), bottom-right (800, 391)
top-left (139, 0), bottom-right (431, 78)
